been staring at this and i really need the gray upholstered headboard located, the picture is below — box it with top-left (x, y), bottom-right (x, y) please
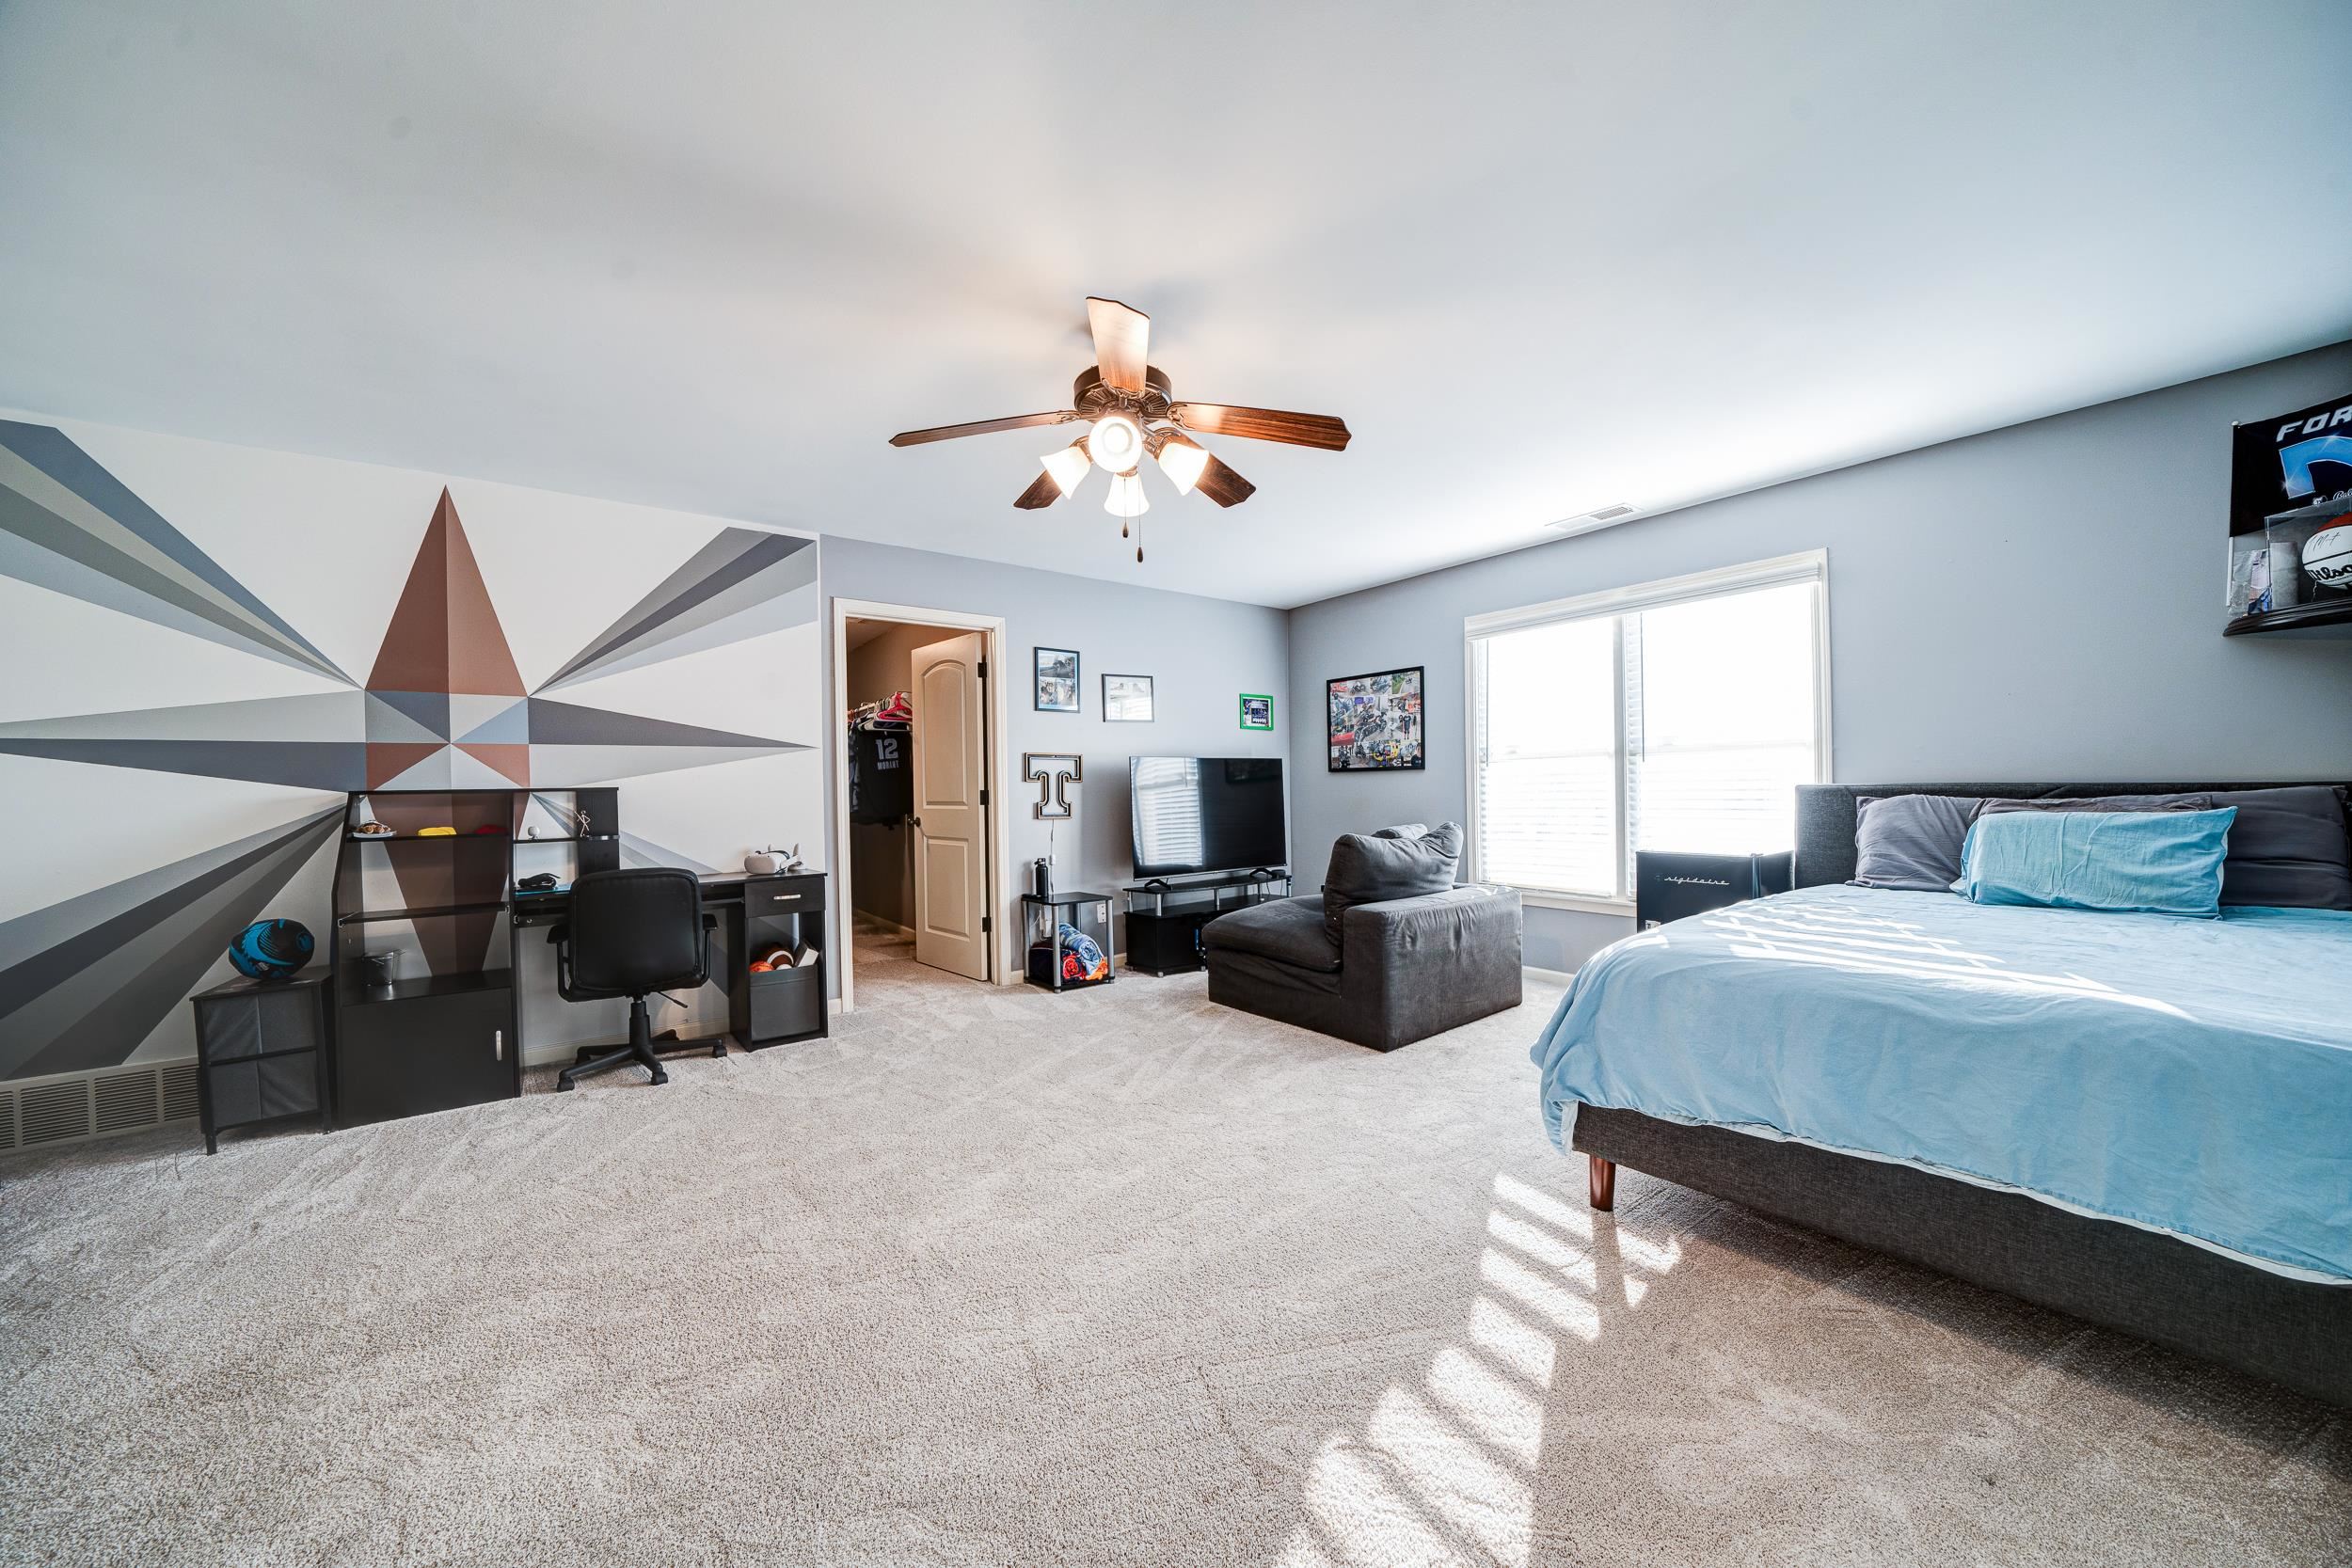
top-left (1792, 781), bottom-right (2352, 888)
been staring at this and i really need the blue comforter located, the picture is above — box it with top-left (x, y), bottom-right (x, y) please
top-left (1531, 883), bottom-right (2352, 1282)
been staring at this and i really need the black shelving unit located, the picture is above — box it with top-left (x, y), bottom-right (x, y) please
top-left (1119, 868), bottom-right (1293, 975)
top-left (1022, 890), bottom-right (1117, 990)
top-left (330, 787), bottom-right (523, 1126)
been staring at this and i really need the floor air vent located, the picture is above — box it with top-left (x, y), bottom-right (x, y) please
top-left (19, 1081), bottom-right (92, 1148)
top-left (2, 1059), bottom-right (200, 1155)
top-left (94, 1069), bottom-right (158, 1134)
top-left (160, 1061), bottom-right (200, 1123)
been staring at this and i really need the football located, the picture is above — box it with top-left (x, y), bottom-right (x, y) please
top-left (2305, 520), bottom-right (2352, 590)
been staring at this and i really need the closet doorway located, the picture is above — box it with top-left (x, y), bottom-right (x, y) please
top-left (831, 598), bottom-right (1011, 1012)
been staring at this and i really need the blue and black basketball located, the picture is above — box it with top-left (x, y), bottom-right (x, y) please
top-left (228, 918), bottom-right (313, 981)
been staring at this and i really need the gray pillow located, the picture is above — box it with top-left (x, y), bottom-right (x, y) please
top-left (1324, 822), bottom-right (1462, 944)
top-left (1979, 793), bottom-right (2215, 816)
top-left (2206, 786), bottom-right (2352, 909)
top-left (1851, 794), bottom-right (1982, 892)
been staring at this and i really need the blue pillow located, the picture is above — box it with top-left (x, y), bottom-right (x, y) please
top-left (1951, 807), bottom-right (2237, 916)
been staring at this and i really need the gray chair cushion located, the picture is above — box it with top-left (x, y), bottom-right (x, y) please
top-left (1201, 895), bottom-right (1343, 973)
top-left (1851, 794), bottom-right (1982, 892)
top-left (1323, 822), bottom-right (1461, 945)
top-left (2207, 785), bottom-right (2352, 909)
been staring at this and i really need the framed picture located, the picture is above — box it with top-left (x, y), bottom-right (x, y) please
top-left (1327, 665), bottom-right (1425, 771)
top-left (1034, 647), bottom-right (1080, 713)
top-left (1103, 673), bottom-right (1154, 722)
top-left (1238, 693), bottom-right (1274, 731)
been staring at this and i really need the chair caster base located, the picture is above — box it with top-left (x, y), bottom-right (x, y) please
top-left (648, 1069), bottom-right (669, 1085)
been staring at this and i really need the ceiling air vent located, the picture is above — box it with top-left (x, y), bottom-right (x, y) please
top-left (1547, 503), bottom-right (1641, 532)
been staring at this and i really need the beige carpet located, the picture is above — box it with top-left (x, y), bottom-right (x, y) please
top-left (2, 931), bottom-right (2345, 1568)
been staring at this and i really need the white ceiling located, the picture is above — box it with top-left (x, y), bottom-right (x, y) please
top-left (4, 3), bottom-right (2349, 610)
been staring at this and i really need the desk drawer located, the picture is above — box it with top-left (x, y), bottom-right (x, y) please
top-left (746, 875), bottom-right (825, 913)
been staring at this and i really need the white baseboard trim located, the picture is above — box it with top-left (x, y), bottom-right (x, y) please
top-left (1523, 964), bottom-right (1578, 986)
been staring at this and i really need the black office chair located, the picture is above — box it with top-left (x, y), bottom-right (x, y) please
top-left (548, 868), bottom-right (717, 1091)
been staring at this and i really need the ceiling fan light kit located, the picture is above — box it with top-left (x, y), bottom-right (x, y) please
top-left (888, 296), bottom-right (1350, 563)
top-left (1088, 413), bottom-right (1143, 474)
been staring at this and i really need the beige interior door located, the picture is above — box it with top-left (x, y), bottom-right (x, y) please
top-left (910, 631), bottom-right (990, 980)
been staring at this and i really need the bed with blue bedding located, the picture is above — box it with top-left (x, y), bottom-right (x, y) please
top-left (1537, 780), bottom-right (2352, 1407)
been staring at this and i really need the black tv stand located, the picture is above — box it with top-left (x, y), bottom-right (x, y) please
top-left (1120, 867), bottom-right (1295, 975)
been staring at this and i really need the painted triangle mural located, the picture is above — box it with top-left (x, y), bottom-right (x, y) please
top-left (0, 460), bottom-right (813, 794)
top-left (0, 423), bottom-right (820, 1082)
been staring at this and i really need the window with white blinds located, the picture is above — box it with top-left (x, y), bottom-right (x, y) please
top-left (1467, 553), bottom-right (1829, 904)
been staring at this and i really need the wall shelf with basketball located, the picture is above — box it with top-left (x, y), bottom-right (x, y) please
top-left (2222, 600), bottom-right (2352, 639)
top-left (2227, 395), bottom-right (2352, 638)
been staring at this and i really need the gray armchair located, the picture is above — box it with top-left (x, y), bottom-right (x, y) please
top-left (1200, 822), bottom-right (1522, 1050)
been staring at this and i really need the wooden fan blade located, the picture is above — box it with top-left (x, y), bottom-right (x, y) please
top-left (1171, 404), bottom-right (1351, 451)
top-left (1086, 297), bottom-right (1150, 392)
top-left (1013, 470), bottom-right (1061, 510)
top-left (1195, 453), bottom-right (1256, 508)
top-left (889, 411), bottom-right (1074, 447)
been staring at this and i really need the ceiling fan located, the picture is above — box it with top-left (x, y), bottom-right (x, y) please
top-left (887, 297), bottom-right (1351, 561)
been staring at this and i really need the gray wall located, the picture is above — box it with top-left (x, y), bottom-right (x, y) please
top-left (1287, 341), bottom-right (2352, 974)
top-left (819, 537), bottom-right (1290, 986)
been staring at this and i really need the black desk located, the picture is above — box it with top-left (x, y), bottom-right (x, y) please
top-left (510, 870), bottom-right (829, 1053)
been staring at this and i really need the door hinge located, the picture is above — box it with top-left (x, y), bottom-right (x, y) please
top-left (981, 916), bottom-right (992, 934)
top-left (977, 659), bottom-right (987, 678)
top-left (978, 787), bottom-right (988, 806)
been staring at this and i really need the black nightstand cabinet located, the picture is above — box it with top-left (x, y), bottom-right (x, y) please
top-left (734, 872), bottom-right (829, 1048)
top-left (1633, 850), bottom-right (1795, 928)
top-left (191, 971), bottom-right (329, 1153)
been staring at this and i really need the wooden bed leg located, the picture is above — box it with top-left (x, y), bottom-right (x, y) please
top-left (1588, 1155), bottom-right (1616, 1212)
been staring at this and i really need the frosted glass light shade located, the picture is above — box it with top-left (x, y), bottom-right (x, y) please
top-left (1104, 470), bottom-right (1150, 518)
top-left (1154, 434), bottom-right (1209, 495)
top-left (1040, 441), bottom-right (1091, 498)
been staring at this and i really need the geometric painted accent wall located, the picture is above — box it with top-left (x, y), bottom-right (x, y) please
top-left (0, 417), bottom-right (822, 1080)
top-left (0, 477), bottom-right (812, 793)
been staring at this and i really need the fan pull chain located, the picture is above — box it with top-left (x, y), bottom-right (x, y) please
top-left (1136, 517), bottom-right (1145, 562)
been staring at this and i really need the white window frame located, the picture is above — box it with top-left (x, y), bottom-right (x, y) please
top-left (1462, 550), bottom-right (1833, 915)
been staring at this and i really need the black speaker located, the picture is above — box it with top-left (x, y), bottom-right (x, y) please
top-left (1634, 850), bottom-right (1794, 929)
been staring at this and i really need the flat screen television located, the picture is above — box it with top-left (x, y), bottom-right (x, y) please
top-left (1130, 756), bottom-right (1287, 879)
